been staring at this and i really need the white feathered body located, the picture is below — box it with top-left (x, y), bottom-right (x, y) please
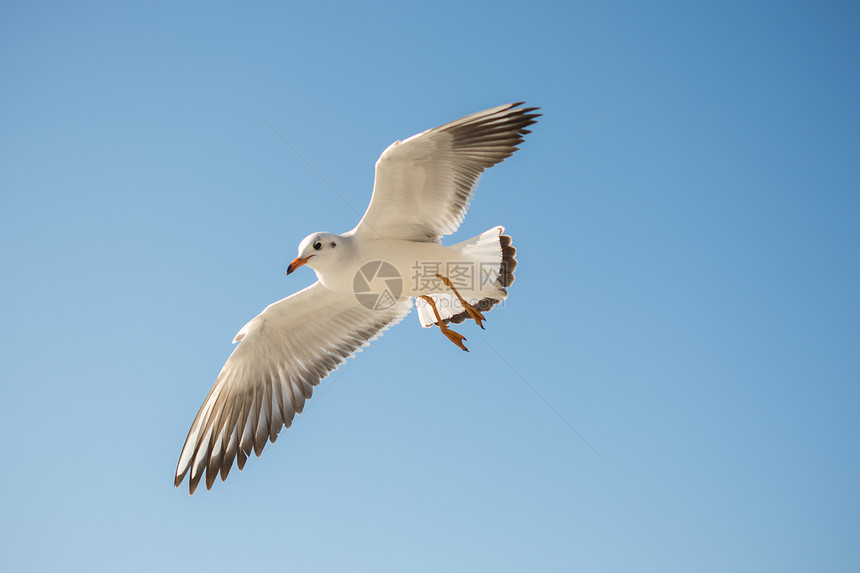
top-left (309, 226), bottom-right (508, 304)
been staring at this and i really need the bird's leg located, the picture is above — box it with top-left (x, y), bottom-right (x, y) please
top-left (435, 273), bottom-right (486, 329)
top-left (419, 295), bottom-right (468, 352)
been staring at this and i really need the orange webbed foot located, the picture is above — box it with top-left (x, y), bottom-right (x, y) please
top-left (419, 295), bottom-right (469, 352)
top-left (434, 273), bottom-right (486, 329)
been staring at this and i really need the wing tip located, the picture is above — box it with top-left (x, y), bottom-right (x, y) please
top-left (504, 101), bottom-right (542, 116)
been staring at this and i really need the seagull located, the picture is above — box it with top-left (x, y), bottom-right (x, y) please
top-left (175, 102), bottom-right (540, 493)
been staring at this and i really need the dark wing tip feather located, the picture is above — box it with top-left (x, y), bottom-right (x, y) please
top-left (220, 461), bottom-right (233, 482)
top-left (205, 465), bottom-right (218, 491)
top-left (189, 469), bottom-right (203, 494)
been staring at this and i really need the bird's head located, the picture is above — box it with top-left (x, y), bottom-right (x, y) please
top-left (287, 232), bottom-right (343, 275)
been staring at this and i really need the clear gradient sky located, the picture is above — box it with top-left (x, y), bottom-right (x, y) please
top-left (2, 1), bottom-right (858, 571)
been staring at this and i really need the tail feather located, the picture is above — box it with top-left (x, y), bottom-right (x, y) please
top-left (498, 234), bottom-right (517, 288)
top-left (417, 226), bottom-right (518, 327)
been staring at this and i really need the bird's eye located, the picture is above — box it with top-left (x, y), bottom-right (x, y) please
top-left (313, 242), bottom-right (322, 251)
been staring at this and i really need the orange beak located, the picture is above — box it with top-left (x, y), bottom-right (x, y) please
top-left (286, 255), bottom-right (312, 275)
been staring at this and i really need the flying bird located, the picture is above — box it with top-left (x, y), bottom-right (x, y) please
top-left (175, 102), bottom-right (540, 493)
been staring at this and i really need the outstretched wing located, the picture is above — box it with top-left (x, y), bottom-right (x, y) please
top-left (175, 282), bottom-right (412, 494)
top-left (351, 102), bottom-right (540, 241)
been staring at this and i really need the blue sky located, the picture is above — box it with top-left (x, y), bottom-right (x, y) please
top-left (2, 1), bottom-right (858, 571)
